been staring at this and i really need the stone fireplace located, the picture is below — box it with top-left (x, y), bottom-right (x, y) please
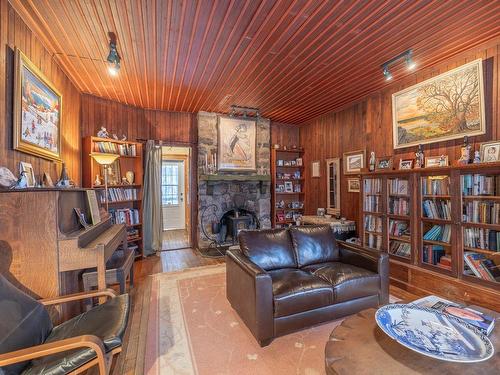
top-left (197, 111), bottom-right (271, 249)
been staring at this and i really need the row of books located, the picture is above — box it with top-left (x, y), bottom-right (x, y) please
top-left (464, 252), bottom-right (500, 282)
top-left (100, 188), bottom-right (138, 202)
top-left (389, 220), bottom-right (409, 237)
top-left (422, 199), bottom-right (451, 220)
top-left (363, 178), bottom-right (382, 194)
top-left (363, 196), bottom-right (380, 212)
top-left (422, 245), bottom-right (450, 269)
top-left (463, 228), bottom-right (500, 251)
top-left (423, 224), bottom-right (451, 243)
top-left (421, 176), bottom-right (450, 195)
top-left (388, 178), bottom-right (409, 195)
top-left (127, 228), bottom-right (140, 241)
top-left (388, 197), bottom-right (409, 216)
top-left (109, 208), bottom-right (140, 226)
top-left (462, 201), bottom-right (500, 224)
top-left (389, 241), bottom-right (411, 257)
top-left (364, 215), bottom-right (382, 232)
top-left (94, 141), bottom-right (137, 156)
top-left (461, 174), bottom-right (500, 196)
top-left (366, 233), bottom-right (382, 250)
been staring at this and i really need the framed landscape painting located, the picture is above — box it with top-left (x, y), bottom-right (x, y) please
top-left (217, 115), bottom-right (256, 171)
top-left (14, 49), bottom-right (62, 161)
top-left (392, 59), bottom-right (485, 149)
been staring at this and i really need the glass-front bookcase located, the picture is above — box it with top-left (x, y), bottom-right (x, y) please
top-left (387, 176), bottom-right (413, 261)
top-left (362, 177), bottom-right (383, 250)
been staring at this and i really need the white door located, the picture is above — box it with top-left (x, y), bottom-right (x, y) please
top-left (162, 160), bottom-right (185, 230)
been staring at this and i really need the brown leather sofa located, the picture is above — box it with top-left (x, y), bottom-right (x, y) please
top-left (226, 225), bottom-right (389, 346)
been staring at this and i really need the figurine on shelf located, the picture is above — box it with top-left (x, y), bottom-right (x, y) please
top-left (94, 174), bottom-right (102, 186)
top-left (439, 155), bottom-right (447, 167)
top-left (415, 144), bottom-right (424, 168)
top-left (56, 163), bottom-right (72, 188)
top-left (369, 151), bottom-right (376, 172)
top-left (13, 171), bottom-right (28, 189)
top-left (97, 127), bottom-right (109, 138)
top-left (121, 134), bottom-right (127, 141)
top-left (473, 150), bottom-right (481, 163)
top-left (458, 136), bottom-right (472, 165)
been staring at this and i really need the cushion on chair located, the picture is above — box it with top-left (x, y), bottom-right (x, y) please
top-left (0, 275), bottom-right (53, 375)
top-left (289, 225), bottom-right (339, 267)
top-left (239, 229), bottom-right (297, 270)
top-left (303, 262), bottom-right (380, 303)
top-left (268, 269), bottom-right (333, 318)
top-left (24, 294), bottom-right (130, 375)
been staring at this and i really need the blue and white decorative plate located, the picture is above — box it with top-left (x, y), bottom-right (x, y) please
top-left (375, 304), bottom-right (494, 362)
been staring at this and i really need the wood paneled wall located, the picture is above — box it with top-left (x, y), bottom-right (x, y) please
top-left (271, 121), bottom-right (300, 148)
top-left (0, 0), bottom-right (81, 184)
top-left (300, 38), bottom-right (500, 227)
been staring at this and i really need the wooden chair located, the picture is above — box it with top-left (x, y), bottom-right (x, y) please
top-left (0, 275), bottom-right (130, 374)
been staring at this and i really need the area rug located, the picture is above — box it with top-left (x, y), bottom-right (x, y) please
top-left (144, 265), bottom-right (391, 375)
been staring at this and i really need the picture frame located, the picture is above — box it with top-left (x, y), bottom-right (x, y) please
top-left (399, 159), bottom-right (414, 170)
top-left (277, 159), bottom-right (284, 166)
top-left (425, 155), bottom-right (448, 168)
top-left (19, 161), bottom-right (35, 187)
top-left (284, 181), bottom-right (293, 192)
top-left (277, 184), bottom-right (285, 192)
top-left (14, 49), bottom-right (62, 161)
top-left (296, 157), bottom-right (303, 166)
top-left (480, 141), bottom-right (500, 163)
top-left (311, 160), bottom-right (321, 177)
top-left (74, 208), bottom-right (90, 229)
top-left (375, 157), bottom-right (393, 170)
top-left (347, 178), bottom-right (360, 193)
top-left (392, 59), bottom-right (485, 149)
top-left (343, 150), bottom-right (366, 174)
top-left (217, 115), bottom-right (257, 171)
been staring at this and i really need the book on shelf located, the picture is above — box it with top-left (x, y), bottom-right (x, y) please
top-left (421, 176), bottom-right (450, 195)
top-left (423, 224), bottom-right (451, 243)
top-left (464, 252), bottom-right (500, 282)
top-left (422, 245), bottom-right (446, 266)
top-left (422, 199), bottom-right (451, 220)
top-left (389, 241), bottom-right (411, 257)
top-left (366, 233), bottom-right (382, 249)
top-left (364, 215), bottom-right (382, 232)
top-left (364, 196), bottom-right (380, 212)
top-left (98, 187), bottom-right (138, 203)
top-left (463, 227), bottom-right (499, 251)
top-left (93, 141), bottom-right (137, 156)
top-left (389, 220), bottom-right (409, 236)
top-left (462, 201), bottom-right (500, 224)
top-left (363, 178), bottom-right (381, 194)
top-left (412, 295), bottom-right (495, 336)
top-left (109, 208), bottom-right (140, 226)
top-left (388, 197), bottom-right (409, 215)
top-left (461, 174), bottom-right (500, 196)
top-left (389, 178), bottom-right (409, 195)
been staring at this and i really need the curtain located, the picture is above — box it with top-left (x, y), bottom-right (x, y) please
top-left (143, 140), bottom-right (163, 256)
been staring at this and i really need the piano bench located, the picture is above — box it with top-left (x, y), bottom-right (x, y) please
top-left (82, 248), bottom-right (135, 297)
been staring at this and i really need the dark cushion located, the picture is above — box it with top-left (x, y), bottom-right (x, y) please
top-left (289, 225), bottom-right (339, 267)
top-left (24, 294), bottom-right (130, 375)
top-left (0, 275), bottom-right (53, 375)
top-left (268, 269), bottom-right (333, 318)
top-left (303, 262), bottom-right (380, 303)
top-left (239, 229), bottom-right (297, 271)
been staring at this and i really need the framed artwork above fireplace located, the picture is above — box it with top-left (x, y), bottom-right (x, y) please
top-left (217, 115), bottom-right (257, 172)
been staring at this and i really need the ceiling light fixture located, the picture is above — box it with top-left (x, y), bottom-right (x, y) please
top-left (106, 39), bottom-right (121, 76)
top-left (383, 65), bottom-right (393, 81)
top-left (406, 52), bottom-right (416, 70)
top-left (381, 49), bottom-right (416, 81)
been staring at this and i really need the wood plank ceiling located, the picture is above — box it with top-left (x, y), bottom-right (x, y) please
top-left (10, 0), bottom-right (500, 124)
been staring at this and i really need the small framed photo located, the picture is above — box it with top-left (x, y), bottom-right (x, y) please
top-left (375, 157), bottom-right (393, 170)
top-left (19, 161), bottom-right (35, 187)
top-left (277, 159), bottom-right (284, 166)
top-left (284, 181), bottom-right (293, 192)
top-left (425, 155), bottom-right (448, 168)
top-left (312, 160), bottom-right (321, 177)
top-left (277, 184), bottom-right (285, 192)
top-left (480, 141), bottom-right (500, 163)
top-left (296, 157), bottom-right (303, 166)
top-left (399, 159), bottom-right (413, 170)
top-left (74, 208), bottom-right (90, 229)
top-left (343, 150), bottom-right (365, 175)
top-left (347, 178), bottom-right (360, 192)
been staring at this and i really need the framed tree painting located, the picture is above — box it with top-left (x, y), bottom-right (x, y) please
top-left (392, 59), bottom-right (485, 149)
top-left (13, 48), bottom-right (62, 161)
top-left (217, 115), bottom-right (256, 171)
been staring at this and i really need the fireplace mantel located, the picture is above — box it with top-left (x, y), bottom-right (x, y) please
top-left (199, 174), bottom-right (271, 195)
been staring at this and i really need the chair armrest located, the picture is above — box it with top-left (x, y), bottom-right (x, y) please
top-left (226, 250), bottom-right (274, 346)
top-left (39, 289), bottom-right (117, 306)
top-left (0, 335), bottom-right (108, 374)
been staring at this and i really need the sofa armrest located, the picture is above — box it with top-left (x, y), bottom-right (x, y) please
top-left (226, 250), bottom-right (274, 346)
top-left (338, 241), bottom-right (389, 305)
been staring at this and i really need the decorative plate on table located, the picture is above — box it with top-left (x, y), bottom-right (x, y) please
top-left (375, 304), bottom-right (494, 363)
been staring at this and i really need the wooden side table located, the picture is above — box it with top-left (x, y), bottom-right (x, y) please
top-left (325, 307), bottom-right (499, 375)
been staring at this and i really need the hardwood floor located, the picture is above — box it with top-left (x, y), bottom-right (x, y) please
top-left (162, 229), bottom-right (190, 250)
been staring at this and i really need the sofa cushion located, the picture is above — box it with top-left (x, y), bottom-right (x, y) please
top-left (289, 225), bottom-right (339, 267)
top-left (239, 229), bottom-right (297, 271)
top-left (24, 294), bottom-right (130, 375)
top-left (303, 262), bottom-right (380, 303)
top-left (268, 269), bottom-right (333, 318)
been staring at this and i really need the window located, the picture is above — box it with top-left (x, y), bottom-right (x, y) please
top-left (161, 162), bottom-right (179, 205)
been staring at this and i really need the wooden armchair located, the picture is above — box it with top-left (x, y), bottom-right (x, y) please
top-left (0, 276), bottom-right (130, 374)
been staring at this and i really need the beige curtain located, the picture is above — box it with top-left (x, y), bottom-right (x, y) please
top-left (143, 140), bottom-right (163, 256)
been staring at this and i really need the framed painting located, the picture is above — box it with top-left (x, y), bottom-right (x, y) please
top-left (13, 49), bottom-right (62, 161)
top-left (343, 150), bottom-right (366, 175)
top-left (392, 59), bottom-right (485, 149)
top-left (217, 116), bottom-right (256, 171)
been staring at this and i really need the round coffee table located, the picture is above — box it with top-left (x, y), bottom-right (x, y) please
top-left (325, 307), bottom-right (499, 375)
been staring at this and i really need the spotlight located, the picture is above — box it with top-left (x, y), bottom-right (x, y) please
top-left (406, 53), bottom-right (416, 70)
top-left (106, 40), bottom-right (121, 76)
top-left (383, 66), bottom-right (393, 81)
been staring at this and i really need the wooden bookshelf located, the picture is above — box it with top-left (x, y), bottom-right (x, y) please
top-left (82, 136), bottom-right (144, 258)
top-left (271, 148), bottom-right (305, 228)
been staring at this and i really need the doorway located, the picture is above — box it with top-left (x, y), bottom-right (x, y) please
top-left (161, 146), bottom-right (191, 250)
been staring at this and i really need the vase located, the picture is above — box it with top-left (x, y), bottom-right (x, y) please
top-left (94, 174), bottom-right (101, 186)
top-left (125, 171), bottom-right (135, 184)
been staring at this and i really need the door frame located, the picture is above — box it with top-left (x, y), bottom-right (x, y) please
top-left (162, 155), bottom-right (189, 231)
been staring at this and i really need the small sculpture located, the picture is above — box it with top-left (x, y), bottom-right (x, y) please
top-left (439, 155), bottom-right (447, 167)
top-left (112, 133), bottom-right (119, 140)
top-left (97, 127), bottom-right (109, 138)
top-left (125, 171), bottom-right (135, 184)
top-left (121, 135), bottom-right (127, 141)
top-left (56, 163), bottom-right (72, 187)
top-left (415, 144), bottom-right (424, 168)
top-left (13, 171), bottom-right (28, 189)
top-left (473, 150), bottom-right (481, 163)
top-left (0, 166), bottom-right (17, 189)
top-left (94, 174), bottom-right (102, 186)
top-left (369, 152), bottom-right (376, 172)
top-left (43, 172), bottom-right (54, 187)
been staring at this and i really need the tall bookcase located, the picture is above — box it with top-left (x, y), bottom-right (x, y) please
top-left (271, 148), bottom-right (305, 227)
top-left (82, 136), bottom-right (144, 258)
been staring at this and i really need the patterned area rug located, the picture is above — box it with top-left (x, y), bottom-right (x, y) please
top-left (144, 265), bottom-right (386, 374)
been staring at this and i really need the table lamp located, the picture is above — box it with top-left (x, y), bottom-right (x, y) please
top-left (90, 153), bottom-right (120, 211)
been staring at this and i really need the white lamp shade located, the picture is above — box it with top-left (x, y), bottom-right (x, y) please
top-left (90, 153), bottom-right (120, 165)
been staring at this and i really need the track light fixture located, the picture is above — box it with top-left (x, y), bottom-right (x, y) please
top-left (106, 38), bottom-right (121, 76)
top-left (381, 49), bottom-right (416, 81)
